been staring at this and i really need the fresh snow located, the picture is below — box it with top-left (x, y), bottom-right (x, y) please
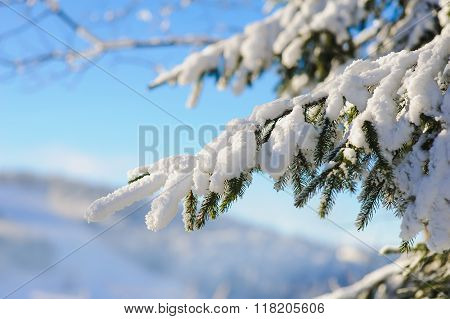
top-left (88, 23), bottom-right (450, 252)
top-left (0, 173), bottom-right (388, 298)
top-left (149, 0), bottom-right (448, 105)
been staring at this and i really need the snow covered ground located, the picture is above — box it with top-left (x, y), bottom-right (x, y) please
top-left (0, 172), bottom-right (387, 298)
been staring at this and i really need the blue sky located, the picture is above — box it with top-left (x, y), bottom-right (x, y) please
top-left (0, 0), bottom-right (402, 248)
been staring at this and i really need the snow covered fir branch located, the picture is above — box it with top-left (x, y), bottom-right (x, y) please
top-left (319, 244), bottom-right (449, 298)
top-left (87, 24), bottom-right (450, 253)
top-left (149, 0), bottom-right (449, 106)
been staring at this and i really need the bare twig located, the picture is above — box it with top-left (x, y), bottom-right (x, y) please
top-left (0, 0), bottom-right (220, 74)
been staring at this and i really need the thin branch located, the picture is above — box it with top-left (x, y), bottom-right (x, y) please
top-left (0, 0), bottom-right (220, 73)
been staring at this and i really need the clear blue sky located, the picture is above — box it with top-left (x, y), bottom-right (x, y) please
top-left (0, 0), bottom-right (401, 248)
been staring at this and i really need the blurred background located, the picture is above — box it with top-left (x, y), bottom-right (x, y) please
top-left (1, 0), bottom-right (402, 298)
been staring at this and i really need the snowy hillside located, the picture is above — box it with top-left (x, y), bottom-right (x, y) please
top-left (0, 173), bottom-right (386, 298)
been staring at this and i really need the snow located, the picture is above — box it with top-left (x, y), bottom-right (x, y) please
top-left (148, 0), bottom-right (366, 102)
top-left (90, 23), bottom-right (450, 252)
top-left (281, 37), bottom-right (303, 69)
top-left (148, 0), bottom-right (446, 105)
top-left (399, 129), bottom-right (450, 252)
top-left (335, 245), bottom-right (370, 264)
top-left (209, 121), bottom-right (257, 193)
top-left (318, 258), bottom-right (410, 299)
top-left (0, 173), bottom-right (387, 298)
top-left (343, 147), bottom-right (357, 164)
top-left (260, 105), bottom-right (318, 179)
top-left (309, 0), bottom-right (360, 44)
top-left (438, 0), bottom-right (450, 27)
top-left (85, 173), bottom-right (166, 222)
top-left (146, 171), bottom-right (193, 231)
top-left (406, 38), bottom-right (448, 125)
top-left (240, 13), bottom-right (281, 71)
top-left (389, 0), bottom-right (446, 51)
top-left (249, 97), bottom-right (295, 123)
top-left (192, 166), bottom-right (210, 196)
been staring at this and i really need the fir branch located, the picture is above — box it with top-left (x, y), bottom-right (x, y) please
top-left (219, 172), bottom-right (252, 213)
top-left (356, 182), bottom-right (384, 230)
top-left (255, 109), bottom-right (292, 148)
top-left (314, 117), bottom-right (336, 165)
top-left (362, 121), bottom-right (389, 167)
top-left (195, 192), bottom-right (220, 229)
top-left (274, 170), bottom-right (290, 191)
top-left (128, 172), bottom-right (150, 184)
top-left (183, 190), bottom-right (198, 231)
top-left (400, 238), bottom-right (416, 254)
top-left (356, 160), bottom-right (385, 230)
top-left (295, 167), bottom-right (333, 208)
top-left (275, 150), bottom-right (311, 193)
top-left (255, 119), bottom-right (276, 147)
top-left (318, 174), bottom-right (340, 218)
top-left (303, 97), bottom-right (326, 124)
top-left (290, 150), bottom-right (311, 196)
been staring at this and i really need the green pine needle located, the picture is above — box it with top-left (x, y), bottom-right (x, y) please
top-left (183, 190), bottom-right (198, 231)
top-left (400, 238), bottom-right (416, 253)
top-left (295, 167), bottom-right (332, 208)
top-left (195, 192), bottom-right (220, 229)
top-left (219, 172), bottom-right (252, 213)
top-left (362, 121), bottom-right (390, 168)
top-left (128, 172), bottom-right (150, 184)
top-left (318, 174), bottom-right (341, 218)
top-left (274, 171), bottom-right (290, 191)
top-left (314, 117), bottom-right (336, 165)
top-left (356, 161), bottom-right (385, 230)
